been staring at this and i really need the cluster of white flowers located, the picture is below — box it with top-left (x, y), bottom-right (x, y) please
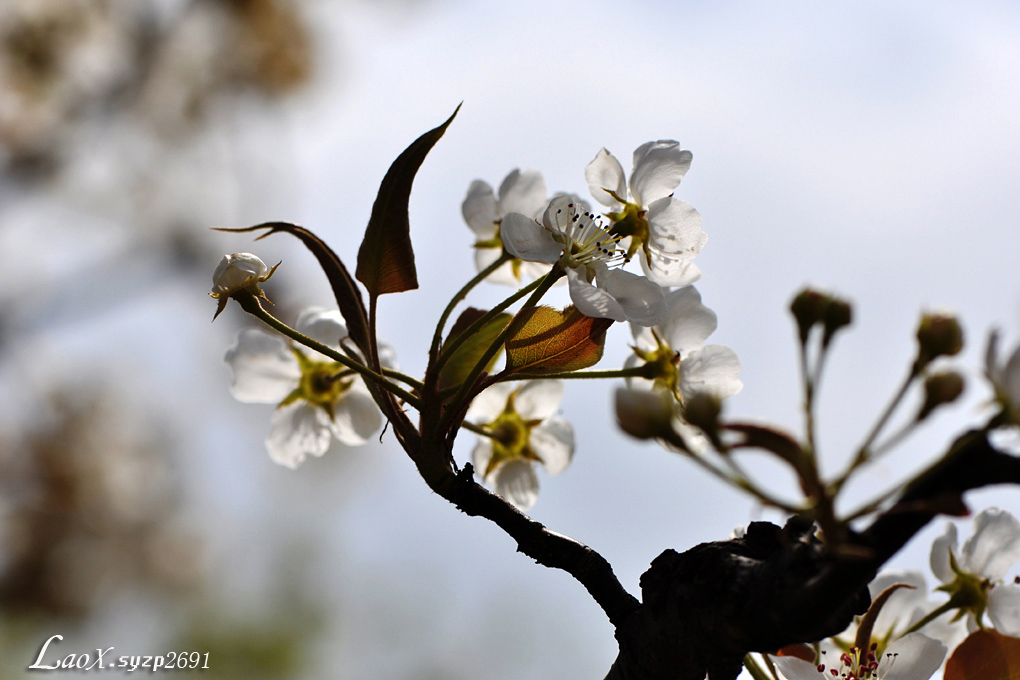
top-left (771, 507), bottom-right (1020, 680)
top-left (460, 141), bottom-right (741, 508)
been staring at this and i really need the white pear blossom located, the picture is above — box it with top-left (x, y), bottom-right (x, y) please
top-left (929, 507), bottom-right (1020, 636)
top-left (985, 330), bottom-right (1020, 424)
top-left (225, 307), bottom-right (390, 469)
top-left (501, 195), bottom-right (666, 326)
top-left (770, 570), bottom-right (949, 680)
top-left (772, 633), bottom-right (945, 680)
top-left (625, 286), bottom-right (742, 405)
top-left (585, 141), bottom-right (707, 287)
top-left (462, 169), bottom-right (553, 286)
top-left (465, 380), bottom-right (574, 511)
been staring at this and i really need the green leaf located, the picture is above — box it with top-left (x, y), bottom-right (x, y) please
top-left (437, 308), bottom-right (512, 393)
top-left (504, 305), bottom-right (613, 375)
top-left (214, 222), bottom-right (370, 355)
top-left (356, 104), bottom-right (461, 297)
top-left (945, 630), bottom-right (1020, 680)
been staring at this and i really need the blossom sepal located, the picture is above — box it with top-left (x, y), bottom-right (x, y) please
top-left (209, 252), bottom-right (280, 320)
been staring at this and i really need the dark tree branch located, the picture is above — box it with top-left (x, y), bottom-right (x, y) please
top-left (410, 437), bottom-right (640, 627)
top-left (603, 429), bottom-right (1020, 680)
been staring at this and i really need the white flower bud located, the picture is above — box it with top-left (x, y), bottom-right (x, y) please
top-left (211, 252), bottom-right (270, 296)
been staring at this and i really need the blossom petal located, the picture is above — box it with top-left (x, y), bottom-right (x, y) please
top-left (960, 507), bottom-right (1020, 579)
top-left (462, 179), bottom-right (499, 237)
top-left (514, 380), bottom-right (564, 420)
top-left (989, 584), bottom-right (1020, 636)
top-left (474, 247), bottom-right (520, 286)
top-left (467, 382), bottom-right (515, 423)
top-left (329, 386), bottom-right (382, 446)
top-left (629, 141), bottom-right (692, 207)
top-left (647, 197), bottom-right (707, 256)
top-left (295, 308), bottom-right (348, 354)
top-left (567, 266), bottom-right (627, 321)
top-left (657, 286), bottom-right (718, 354)
top-left (930, 522), bottom-right (958, 583)
top-left (225, 329), bottom-right (301, 403)
top-left (266, 402), bottom-right (332, 468)
top-left (501, 212), bottom-right (561, 264)
top-left (531, 416), bottom-right (574, 476)
top-left (680, 345), bottom-right (743, 400)
top-left (493, 459), bottom-right (539, 510)
top-left (597, 267), bottom-right (666, 327)
top-left (879, 633), bottom-right (945, 680)
top-left (867, 570), bottom-right (930, 638)
top-left (584, 148), bottom-right (627, 209)
top-left (770, 654), bottom-right (821, 680)
top-left (639, 250), bottom-right (703, 288)
top-left (498, 169), bottom-right (547, 219)
top-left (472, 439), bottom-right (494, 476)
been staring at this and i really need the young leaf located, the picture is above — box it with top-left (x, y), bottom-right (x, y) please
top-left (437, 308), bottom-right (512, 393)
top-left (356, 104), bottom-right (461, 297)
top-left (945, 629), bottom-right (1020, 680)
top-left (504, 305), bottom-right (613, 375)
top-left (214, 222), bottom-right (370, 354)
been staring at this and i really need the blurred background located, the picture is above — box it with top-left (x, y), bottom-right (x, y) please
top-left (1, 1), bottom-right (1019, 678)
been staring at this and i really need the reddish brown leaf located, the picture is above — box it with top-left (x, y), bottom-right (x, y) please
top-left (504, 305), bottom-right (613, 375)
top-left (356, 104), bottom-right (460, 297)
top-left (945, 630), bottom-right (1020, 680)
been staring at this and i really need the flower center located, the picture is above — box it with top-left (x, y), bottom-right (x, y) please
top-left (482, 391), bottom-right (542, 477)
top-left (633, 331), bottom-right (684, 404)
top-left (815, 643), bottom-right (894, 680)
top-left (546, 202), bottom-right (628, 271)
top-left (278, 347), bottom-right (354, 420)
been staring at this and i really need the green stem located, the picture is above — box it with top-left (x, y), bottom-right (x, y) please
top-left (494, 366), bottom-right (652, 382)
top-left (429, 251), bottom-right (513, 360)
top-left (833, 364), bottom-right (919, 493)
top-left (236, 294), bottom-right (422, 411)
top-left (900, 599), bottom-right (956, 636)
top-left (438, 266), bottom-right (563, 434)
top-left (434, 275), bottom-right (547, 376)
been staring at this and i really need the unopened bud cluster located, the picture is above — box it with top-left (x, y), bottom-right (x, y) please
top-left (790, 288), bottom-right (852, 348)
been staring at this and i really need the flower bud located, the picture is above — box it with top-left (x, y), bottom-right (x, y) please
top-left (821, 297), bottom-right (853, 348)
top-left (615, 388), bottom-right (675, 440)
top-left (790, 288), bottom-right (830, 345)
top-left (918, 370), bottom-right (965, 420)
top-left (682, 391), bottom-right (722, 437)
top-left (916, 311), bottom-right (964, 369)
top-left (210, 252), bottom-right (280, 320)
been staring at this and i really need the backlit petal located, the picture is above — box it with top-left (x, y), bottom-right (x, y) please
top-left (498, 168), bottom-right (547, 219)
top-left (514, 380), bottom-right (564, 420)
top-left (493, 459), bottom-right (539, 510)
top-left (584, 148), bottom-right (627, 209)
top-left (531, 416), bottom-right (574, 476)
top-left (501, 212), bottom-right (561, 264)
top-left (629, 141), bottom-right (692, 207)
top-left (225, 329), bottom-right (300, 403)
top-left (462, 179), bottom-right (499, 237)
top-left (266, 402), bottom-right (332, 468)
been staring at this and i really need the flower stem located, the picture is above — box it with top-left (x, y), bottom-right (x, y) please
top-left (494, 366), bottom-right (652, 382)
top-left (429, 251), bottom-right (513, 361)
top-left (235, 293), bottom-right (422, 411)
top-left (438, 266), bottom-right (563, 434)
top-left (433, 274), bottom-right (546, 376)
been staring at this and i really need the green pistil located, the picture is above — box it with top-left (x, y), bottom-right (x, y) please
top-left (482, 392), bottom-right (542, 477)
top-left (608, 202), bottom-right (649, 263)
top-left (277, 347), bottom-right (354, 420)
top-left (632, 332), bottom-right (683, 403)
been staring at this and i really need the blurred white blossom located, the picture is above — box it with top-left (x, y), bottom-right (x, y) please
top-left (225, 308), bottom-right (389, 468)
top-left (466, 381), bottom-right (574, 510)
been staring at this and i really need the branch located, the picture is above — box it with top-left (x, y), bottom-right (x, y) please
top-left (408, 436), bottom-right (639, 627)
top-left (604, 429), bottom-right (1020, 680)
